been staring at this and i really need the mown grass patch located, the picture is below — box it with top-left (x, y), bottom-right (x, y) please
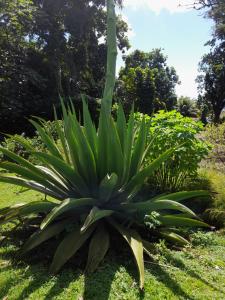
top-left (0, 182), bottom-right (225, 300)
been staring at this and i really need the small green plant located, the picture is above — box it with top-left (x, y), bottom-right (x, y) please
top-left (0, 134), bottom-right (45, 164)
top-left (135, 110), bottom-right (210, 192)
top-left (0, 120), bottom-right (63, 165)
top-left (0, 0), bottom-right (210, 290)
top-left (190, 231), bottom-right (214, 247)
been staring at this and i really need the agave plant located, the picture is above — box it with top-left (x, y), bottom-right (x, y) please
top-left (0, 0), bottom-right (209, 289)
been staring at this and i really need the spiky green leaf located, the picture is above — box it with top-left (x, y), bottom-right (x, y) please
top-left (41, 198), bottom-right (96, 230)
top-left (81, 207), bottom-right (114, 233)
top-left (50, 224), bottom-right (95, 274)
top-left (85, 223), bottom-right (110, 273)
top-left (108, 218), bottom-right (145, 289)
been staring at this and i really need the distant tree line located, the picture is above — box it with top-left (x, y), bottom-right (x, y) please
top-left (0, 0), bottom-right (129, 134)
top-left (0, 0), bottom-right (183, 135)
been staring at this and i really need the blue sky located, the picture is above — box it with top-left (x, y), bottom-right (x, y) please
top-left (116, 0), bottom-right (213, 98)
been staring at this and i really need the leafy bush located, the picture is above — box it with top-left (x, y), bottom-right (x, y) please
top-left (198, 169), bottom-right (225, 211)
top-left (135, 110), bottom-right (210, 192)
top-left (190, 231), bottom-right (214, 247)
top-left (0, 134), bottom-right (44, 164)
top-left (185, 168), bottom-right (225, 228)
top-left (199, 169), bottom-right (225, 228)
top-left (0, 120), bottom-right (63, 164)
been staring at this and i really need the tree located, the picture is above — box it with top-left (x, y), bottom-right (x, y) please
top-left (116, 67), bottom-right (156, 115)
top-left (194, 0), bottom-right (225, 123)
top-left (177, 96), bottom-right (199, 117)
top-left (0, 0), bottom-right (129, 134)
top-left (194, 0), bottom-right (225, 42)
top-left (192, 1), bottom-right (218, 9)
top-left (197, 46), bottom-right (225, 123)
top-left (116, 49), bottom-right (179, 115)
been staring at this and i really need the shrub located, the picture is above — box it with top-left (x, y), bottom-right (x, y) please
top-left (0, 134), bottom-right (30, 162)
top-left (135, 110), bottom-right (210, 193)
top-left (0, 120), bottom-right (63, 165)
top-left (190, 231), bottom-right (214, 247)
top-left (199, 169), bottom-right (225, 228)
top-left (0, 134), bottom-right (45, 164)
top-left (185, 168), bottom-right (225, 228)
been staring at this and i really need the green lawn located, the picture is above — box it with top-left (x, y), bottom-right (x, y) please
top-left (0, 182), bottom-right (225, 300)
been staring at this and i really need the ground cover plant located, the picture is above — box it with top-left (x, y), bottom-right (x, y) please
top-left (0, 0), bottom-right (210, 291)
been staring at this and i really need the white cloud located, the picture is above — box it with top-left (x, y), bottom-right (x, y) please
top-left (123, 0), bottom-right (194, 14)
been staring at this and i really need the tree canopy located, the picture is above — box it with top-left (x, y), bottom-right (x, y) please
top-left (196, 0), bottom-right (225, 123)
top-left (197, 46), bottom-right (225, 123)
top-left (0, 0), bottom-right (129, 134)
top-left (116, 49), bottom-right (179, 115)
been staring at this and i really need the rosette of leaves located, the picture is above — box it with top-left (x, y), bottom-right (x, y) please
top-left (0, 0), bottom-right (209, 289)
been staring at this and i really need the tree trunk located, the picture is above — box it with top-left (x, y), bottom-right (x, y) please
top-left (213, 108), bottom-right (222, 123)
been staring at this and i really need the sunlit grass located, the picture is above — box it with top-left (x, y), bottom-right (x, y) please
top-left (0, 182), bottom-right (225, 299)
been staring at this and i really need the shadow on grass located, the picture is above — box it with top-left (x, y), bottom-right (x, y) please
top-left (2, 234), bottom-right (221, 300)
top-left (83, 259), bottom-right (120, 300)
top-left (146, 262), bottom-right (196, 300)
top-left (83, 251), bottom-right (147, 300)
top-left (0, 234), bottom-right (144, 300)
top-left (164, 251), bottom-right (225, 295)
top-left (0, 257), bottom-right (82, 300)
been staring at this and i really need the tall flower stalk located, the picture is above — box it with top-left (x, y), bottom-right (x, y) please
top-left (102, 0), bottom-right (117, 115)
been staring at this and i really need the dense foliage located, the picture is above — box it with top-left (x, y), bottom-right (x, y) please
top-left (196, 0), bottom-right (225, 123)
top-left (200, 169), bottom-right (225, 228)
top-left (116, 49), bottom-right (179, 115)
top-left (135, 111), bottom-right (210, 192)
top-left (177, 96), bottom-right (199, 117)
top-left (0, 0), bottom-right (129, 134)
top-left (197, 47), bottom-right (225, 123)
top-left (204, 122), bottom-right (225, 166)
top-left (0, 120), bottom-right (62, 163)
